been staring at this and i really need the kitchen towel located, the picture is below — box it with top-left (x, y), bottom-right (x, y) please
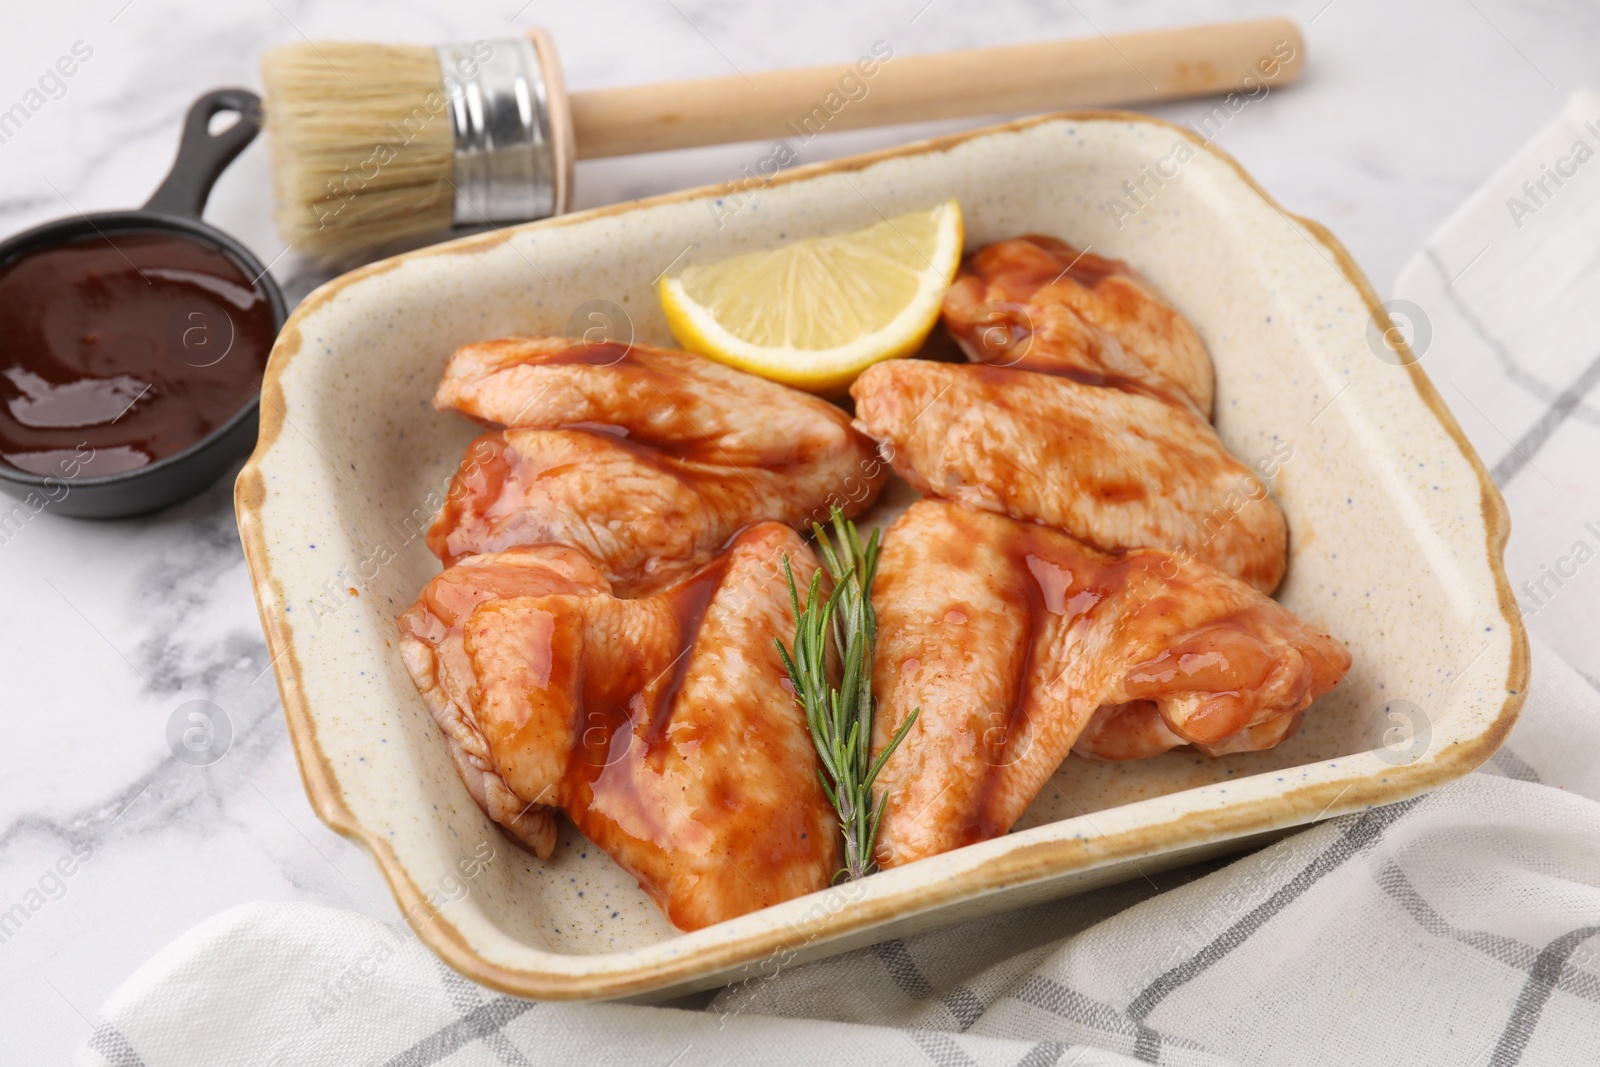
top-left (78, 93), bottom-right (1600, 1067)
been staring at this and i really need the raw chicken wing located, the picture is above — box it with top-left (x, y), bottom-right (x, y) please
top-left (869, 501), bottom-right (1348, 868)
top-left (941, 235), bottom-right (1214, 416)
top-left (428, 427), bottom-right (883, 592)
top-left (436, 336), bottom-right (872, 468)
top-left (399, 523), bottom-right (840, 930)
top-left (851, 361), bottom-right (1287, 592)
top-left (398, 546), bottom-right (613, 859)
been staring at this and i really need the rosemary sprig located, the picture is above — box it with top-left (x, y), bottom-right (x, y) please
top-left (776, 507), bottom-right (919, 881)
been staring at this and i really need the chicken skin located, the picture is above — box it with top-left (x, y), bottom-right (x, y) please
top-left (869, 501), bottom-right (1348, 868)
top-left (398, 523), bottom-right (840, 930)
top-left (428, 427), bottom-right (883, 592)
top-left (435, 336), bottom-right (872, 468)
top-left (941, 235), bottom-right (1214, 416)
top-left (851, 361), bottom-right (1288, 593)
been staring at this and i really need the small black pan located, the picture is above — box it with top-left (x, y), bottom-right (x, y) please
top-left (0, 88), bottom-right (287, 519)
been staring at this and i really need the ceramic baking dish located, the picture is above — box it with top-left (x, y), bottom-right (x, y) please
top-left (236, 110), bottom-right (1527, 1000)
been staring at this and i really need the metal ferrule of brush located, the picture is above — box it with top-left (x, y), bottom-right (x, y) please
top-left (437, 37), bottom-right (557, 225)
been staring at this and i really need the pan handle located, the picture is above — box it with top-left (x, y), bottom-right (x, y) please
top-left (143, 88), bottom-right (262, 219)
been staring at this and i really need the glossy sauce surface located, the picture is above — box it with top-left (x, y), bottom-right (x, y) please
top-left (959, 520), bottom-right (1147, 844)
top-left (0, 232), bottom-right (275, 477)
top-left (637, 552), bottom-right (731, 753)
top-left (568, 550), bottom-right (735, 789)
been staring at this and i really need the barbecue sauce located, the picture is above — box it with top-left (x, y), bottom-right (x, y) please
top-left (0, 232), bottom-right (275, 477)
top-left (956, 518), bottom-right (1163, 845)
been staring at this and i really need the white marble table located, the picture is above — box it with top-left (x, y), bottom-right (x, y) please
top-left (0, 0), bottom-right (1590, 1061)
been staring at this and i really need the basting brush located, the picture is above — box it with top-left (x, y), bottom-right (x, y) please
top-left (260, 19), bottom-right (1303, 263)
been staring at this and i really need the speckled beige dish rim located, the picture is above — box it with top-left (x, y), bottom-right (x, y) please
top-left (235, 108), bottom-right (1530, 1001)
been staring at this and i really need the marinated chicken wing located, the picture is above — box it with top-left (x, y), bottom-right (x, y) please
top-left (436, 336), bottom-right (871, 468)
top-left (398, 546), bottom-right (614, 859)
top-left (428, 427), bottom-right (884, 592)
top-left (399, 524), bottom-right (840, 930)
top-left (869, 501), bottom-right (1348, 868)
top-left (851, 361), bottom-right (1287, 592)
top-left (941, 235), bottom-right (1214, 416)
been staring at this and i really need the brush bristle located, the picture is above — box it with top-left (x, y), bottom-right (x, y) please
top-left (262, 42), bottom-right (456, 263)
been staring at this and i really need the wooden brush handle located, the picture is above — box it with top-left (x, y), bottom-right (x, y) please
top-left (568, 18), bottom-right (1303, 159)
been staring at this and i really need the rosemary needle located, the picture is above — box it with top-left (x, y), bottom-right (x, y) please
top-left (776, 507), bottom-right (918, 881)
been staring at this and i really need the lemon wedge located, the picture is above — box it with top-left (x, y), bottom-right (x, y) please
top-left (659, 199), bottom-right (964, 393)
